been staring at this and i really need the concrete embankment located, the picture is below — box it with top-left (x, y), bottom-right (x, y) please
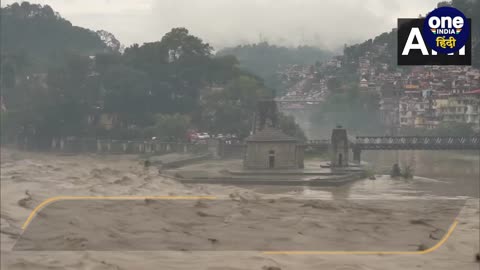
top-left (176, 171), bottom-right (366, 186)
top-left (150, 153), bottom-right (211, 169)
top-left (161, 159), bottom-right (367, 187)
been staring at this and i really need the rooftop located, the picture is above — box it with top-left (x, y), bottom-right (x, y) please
top-left (246, 127), bottom-right (297, 142)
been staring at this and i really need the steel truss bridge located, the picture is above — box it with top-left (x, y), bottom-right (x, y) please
top-left (353, 136), bottom-right (480, 151)
top-left (305, 136), bottom-right (480, 162)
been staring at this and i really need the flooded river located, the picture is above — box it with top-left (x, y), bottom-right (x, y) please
top-left (362, 150), bottom-right (479, 198)
top-left (246, 150), bottom-right (479, 199)
top-left (1, 149), bottom-right (479, 270)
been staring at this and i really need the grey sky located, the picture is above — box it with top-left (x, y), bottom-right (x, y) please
top-left (2, 0), bottom-right (440, 50)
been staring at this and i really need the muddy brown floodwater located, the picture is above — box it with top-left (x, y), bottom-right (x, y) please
top-left (1, 148), bottom-right (479, 270)
top-left (244, 150), bottom-right (479, 200)
top-left (363, 150), bottom-right (479, 198)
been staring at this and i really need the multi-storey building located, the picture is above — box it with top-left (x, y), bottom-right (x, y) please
top-left (437, 89), bottom-right (480, 131)
top-left (399, 96), bottom-right (431, 128)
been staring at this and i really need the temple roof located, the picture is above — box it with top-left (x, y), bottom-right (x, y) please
top-left (246, 127), bottom-right (297, 142)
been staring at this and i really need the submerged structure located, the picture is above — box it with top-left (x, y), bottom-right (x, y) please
top-left (243, 99), bottom-right (304, 169)
top-left (330, 125), bottom-right (349, 167)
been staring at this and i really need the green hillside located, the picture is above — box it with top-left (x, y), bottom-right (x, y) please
top-left (1, 2), bottom-right (119, 72)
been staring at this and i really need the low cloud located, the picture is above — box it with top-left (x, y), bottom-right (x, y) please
top-left (2, 0), bottom-right (439, 50)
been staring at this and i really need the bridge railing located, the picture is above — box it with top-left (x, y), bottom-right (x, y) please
top-left (355, 136), bottom-right (480, 150)
top-left (306, 139), bottom-right (330, 145)
top-left (47, 138), bottom-right (209, 154)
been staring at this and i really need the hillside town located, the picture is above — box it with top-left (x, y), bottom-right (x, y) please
top-left (276, 43), bottom-right (480, 134)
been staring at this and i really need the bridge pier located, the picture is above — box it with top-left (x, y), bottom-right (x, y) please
top-left (353, 147), bottom-right (361, 163)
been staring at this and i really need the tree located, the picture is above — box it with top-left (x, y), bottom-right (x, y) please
top-left (207, 55), bottom-right (241, 84)
top-left (160, 27), bottom-right (212, 62)
top-left (437, 1), bottom-right (452, 8)
top-left (144, 114), bottom-right (191, 141)
top-left (199, 75), bottom-right (270, 138)
top-left (94, 52), bottom-right (121, 74)
top-left (102, 65), bottom-right (151, 127)
top-left (199, 75), bottom-right (305, 139)
top-left (96, 30), bottom-right (122, 53)
top-left (1, 2), bottom-right (113, 72)
top-left (2, 7), bottom-right (313, 143)
top-left (278, 114), bottom-right (306, 141)
top-left (122, 28), bottom-right (217, 114)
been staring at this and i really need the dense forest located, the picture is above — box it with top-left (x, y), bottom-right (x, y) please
top-left (0, 2), bottom-right (304, 147)
top-left (0, 2), bottom-right (120, 72)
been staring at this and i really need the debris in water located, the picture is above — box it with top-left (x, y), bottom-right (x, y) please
top-left (194, 200), bottom-right (208, 208)
top-left (144, 198), bottom-right (154, 205)
top-left (390, 163), bottom-right (401, 177)
top-left (262, 266), bottom-right (281, 270)
top-left (429, 228), bottom-right (444, 240)
top-left (17, 190), bottom-right (33, 208)
top-left (144, 160), bottom-right (151, 167)
top-left (409, 219), bottom-right (433, 227)
top-left (197, 211), bottom-right (209, 217)
top-left (113, 176), bottom-right (133, 185)
top-left (417, 243), bottom-right (428, 251)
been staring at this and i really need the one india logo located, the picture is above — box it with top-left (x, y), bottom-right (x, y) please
top-left (398, 6), bottom-right (471, 65)
top-left (422, 6), bottom-right (470, 54)
top-left (430, 28), bottom-right (462, 34)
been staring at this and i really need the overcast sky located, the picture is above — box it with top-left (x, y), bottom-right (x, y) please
top-left (2, 0), bottom-right (440, 51)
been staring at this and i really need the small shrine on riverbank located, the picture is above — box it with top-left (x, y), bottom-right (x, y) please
top-left (243, 99), bottom-right (304, 169)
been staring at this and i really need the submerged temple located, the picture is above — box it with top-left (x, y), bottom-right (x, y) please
top-left (243, 99), bottom-right (304, 169)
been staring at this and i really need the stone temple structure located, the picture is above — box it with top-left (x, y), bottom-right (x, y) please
top-left (244, 127), bottom-right (304, 169)
top-left (243, 99), bottom-right (304, 169)
top-left (330, 125), bottom-right (349, 167)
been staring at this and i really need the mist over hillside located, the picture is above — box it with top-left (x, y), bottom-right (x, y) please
top-left (217, 43), bottom-right (333, 91)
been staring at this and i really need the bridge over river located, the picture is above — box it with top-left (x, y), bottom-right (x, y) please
top-left (34, 133), bottom-right (480, 164)
top-left (306, 136), bottom-right (480, 163)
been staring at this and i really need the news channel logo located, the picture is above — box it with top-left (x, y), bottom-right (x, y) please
top-left (398, 6), bottom-right (471, 65)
